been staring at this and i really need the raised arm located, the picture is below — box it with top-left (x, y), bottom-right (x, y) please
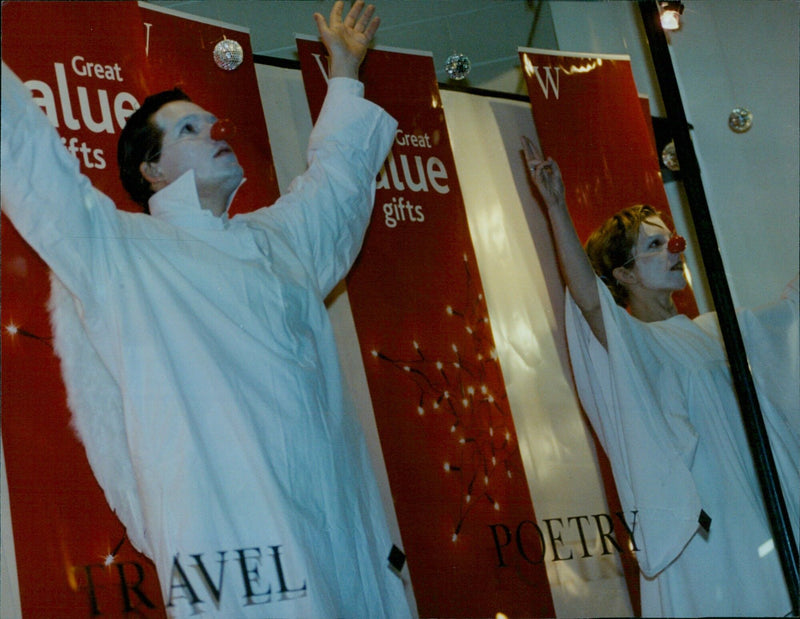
top-left (240, 2), bottom-right (395, 296)
top-left (313, 0), bottom-right (380, 79)
top-left (523, 137), bottom-right (607, 347)
top-left (247, 78), bottom-right (396, 297)
top-left (1, 61), bottom-right (118, 302)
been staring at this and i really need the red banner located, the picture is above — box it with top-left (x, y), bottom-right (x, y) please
top-left (298, 39), bottom-right (555, 618)
top-left (1, 3), bottom-right (276, 616)
top-left (519, 48), bottom-right (698, 317)
top-left (519, 48), bottom-right (703, 613)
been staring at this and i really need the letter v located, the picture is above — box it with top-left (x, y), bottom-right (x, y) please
top-left (191, 552), bottom-right (228, 604)
top-left (311, 53), bottom-right (330, 84)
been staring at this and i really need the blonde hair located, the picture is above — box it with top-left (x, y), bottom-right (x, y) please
top-left (584, 204), bottom-right (660, 307)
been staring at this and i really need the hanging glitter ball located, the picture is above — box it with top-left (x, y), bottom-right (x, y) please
top-left (728, 107), bottom-right (753, 133)
top-left (661, 140), bottom-right (680, 171)
top-left (444, 52), bottom-right (471, 80)
top-left (213, 38), bottom-right (244, 71)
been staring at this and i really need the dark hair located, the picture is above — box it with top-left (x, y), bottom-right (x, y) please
top-left (585, 204), bottom-right (660, 307)
top-left (117, 88), bottom-right (191, 212)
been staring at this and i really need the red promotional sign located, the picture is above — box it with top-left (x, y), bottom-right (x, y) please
top-left (519, 48), bottom-right (698, 317)
top-left (519, 48), bottom-right (702, 613)
top-left (139, 5), bottom-right (279, 215)
top-left (1, 3), bottom-right (276, 616)
top-left (298, 39), bottom-right (555, 618)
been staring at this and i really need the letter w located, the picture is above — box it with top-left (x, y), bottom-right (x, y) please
top-left (533, 66), bottom-right (560, 99)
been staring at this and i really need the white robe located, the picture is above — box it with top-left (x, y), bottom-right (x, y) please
top-left (565, 277), bottom-right (799, 616)
top-left (1, 62), bottom-right (411, 618)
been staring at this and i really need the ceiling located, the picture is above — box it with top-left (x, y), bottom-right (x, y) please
top-left (146, 0), bottom-right (559, 94)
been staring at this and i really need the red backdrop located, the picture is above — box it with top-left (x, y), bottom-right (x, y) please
top-left (519, 48), bottom-right (704, 615)
top-left (299, 39), bottom-right (556, 618)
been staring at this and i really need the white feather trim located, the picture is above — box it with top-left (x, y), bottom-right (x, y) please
top-left (48, 272), bottom-right (150, 557)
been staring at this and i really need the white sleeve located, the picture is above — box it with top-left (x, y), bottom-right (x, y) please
top-left (1, 61), bottom-right (119, 303)
top-left (739, 275), bottom-right (799, 431)
top-left (693, 276), bottom-right (799, 430)
top-left (244, 77), bottom-right (398, 297)
top-left (564, 280), bottom-right (702, 577)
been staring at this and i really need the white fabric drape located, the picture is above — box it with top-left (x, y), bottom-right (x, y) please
top-left (565, 277), bottom-right (799, 616)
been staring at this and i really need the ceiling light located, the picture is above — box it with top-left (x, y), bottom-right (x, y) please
top-left (659, 1), bottom-right (684, 31)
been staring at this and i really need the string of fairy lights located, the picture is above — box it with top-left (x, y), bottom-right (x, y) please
top-left (371, 253), bottom-right (518, 542)
top-left (4, 322), bottom-right (52, 347)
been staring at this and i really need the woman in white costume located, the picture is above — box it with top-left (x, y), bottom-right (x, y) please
top-left (526, 142), bottom-right (798, 617)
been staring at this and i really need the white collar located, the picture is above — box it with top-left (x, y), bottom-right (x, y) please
top-left (147, 170), bottom-right (228, 230)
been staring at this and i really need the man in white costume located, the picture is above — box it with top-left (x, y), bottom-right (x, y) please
top-left (1, 2), bottom-right (412, 617)
top-left (526, 143), bottom-right (799, 617)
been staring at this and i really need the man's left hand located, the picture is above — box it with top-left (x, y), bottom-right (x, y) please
top-left (313, 0), bottom-right (380, 79)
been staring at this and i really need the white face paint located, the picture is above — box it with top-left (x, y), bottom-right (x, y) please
top-left (151, 100), bottom-right (243, 215)
top-left (629, 216), bottom-right (687, 293)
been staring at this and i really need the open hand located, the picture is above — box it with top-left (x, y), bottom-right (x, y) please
top-left (314, 1), bottom-right (380, 79)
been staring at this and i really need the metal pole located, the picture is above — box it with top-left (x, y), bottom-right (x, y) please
top-left (637, 2), bottom-right (800, 614)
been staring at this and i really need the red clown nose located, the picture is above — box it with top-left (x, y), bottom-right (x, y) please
top-left (210, 118), bottom-right (236, 141)
top-left (668, 235), bottom-right (687, 254)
